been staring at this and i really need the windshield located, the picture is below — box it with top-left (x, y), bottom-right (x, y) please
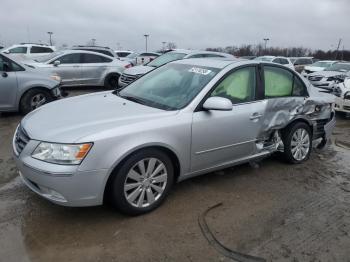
top-left (116, 63), bottom-right (219, 110)
top-left (254, 56), bottom-right (274, 62)
top-left (312, 61), bottom-right (334, 68)
top-left (325, 63), bottom-right (350, 72)
top-left (34, 51), bottom-right (63, 63)
top-left (125, 53), bottom-right (138, 59)
top-left (147, 52), bottom-right (187, 67)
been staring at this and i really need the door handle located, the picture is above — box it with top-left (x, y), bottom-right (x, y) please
top-left (250, 113), bottom-right (263, 120)
top-left (2, 72), bottom-right (8, 78)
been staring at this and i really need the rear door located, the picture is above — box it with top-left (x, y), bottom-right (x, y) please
top-left (80, 53), bottom-right (113, 86)
top-left (191, 65), bottom-right (266, 172)
top-left (0, 55), bottom-right (19, 110)
top-left (49, 53), bottom-right (82, 86)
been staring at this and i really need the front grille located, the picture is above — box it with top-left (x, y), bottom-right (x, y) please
top-left (308, 76), bottom-right (323, 81)
top-left (119, 74), bottom-right (139, 85)
top-left (14, 125), bottom-right (30, 155)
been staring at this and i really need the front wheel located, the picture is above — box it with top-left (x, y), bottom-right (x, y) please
top-left (109, 149), bottom-right (174, 215)
top-left (282, 122), bottom-right (312, 164)
top-left (104, 74), bottom-right (120, 89)
top-left (20, 89), bottom-right (53, 115)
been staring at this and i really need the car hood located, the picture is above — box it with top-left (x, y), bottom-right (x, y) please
top-left (304, 66), bottom-right (325, 72)
top-left (123, 65), bottom-right (154, 76)
top-left (309, 71), bottom-right (348, 77)
top-left (21, 91), bottom-right (177, 143)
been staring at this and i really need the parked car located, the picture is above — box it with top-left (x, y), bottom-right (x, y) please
top-left (254, 56), bottom-right (294, 70)
top-left (240, 56), bottom-right (257, 60)
top-left (27, 50), bottom-right (131, 89)
top-left (1, 43), bottom-right (56, 60)
top-left (115, 50), bottom-right (134, 58)
top-left (307, 62), bottom-right (350, 88)
top-left (120, 52), bottom-right (139, 66)
top-left (71, 45), bottom-right (117, 58)
top-left (14, 58), bottom-right (335, 215)
top-left (135, 52), bottom-right (160, 65)
top-left (290, 57), bottom-right (313, 73)
top-left (119, 49), bottom-right (235, 87)
top-left (334, 78), bottom-right (350, 115)
top-left (0, 53), bottom-right (61, 114)
top-left (301, 60), bottom-right (338, 77)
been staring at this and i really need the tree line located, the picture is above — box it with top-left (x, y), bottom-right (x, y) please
top-left (206, 44), bottom-right (349, 61)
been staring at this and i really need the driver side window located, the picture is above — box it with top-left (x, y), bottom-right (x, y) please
top-left (53, 53), bottom-right (81, 64)
top-left (210, 67), bottom-right (256, 104)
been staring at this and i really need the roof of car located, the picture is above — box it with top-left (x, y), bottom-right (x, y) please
top-left (56, 49), bottom-right (116, 58)
top-left (170, 49), bottom-right (233, 57)
top-left (172, 57), bottom-right (244, 69)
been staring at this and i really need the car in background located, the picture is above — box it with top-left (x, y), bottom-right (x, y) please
top-left (71, 45), bottom-right (117, 58)
top-left (0, 53), bottom-right (61, 114)
top-left (301, 60), bottom-right (338, 77)
top-left (135, 52), bottom-right (160, 65)
top-left (27, 50), bottom-right (131, 89)
top-left (120, 52), bottom-right (139, 66)
top-left (254, 56), bottom-right (294, 70)
top-left (334, 78), bottom-right (350, 116)
top-left (307, 62), bottom-right (350, 89)
top-left (14, 58), bottom-right (335, 215)
top-left (1, 43), bottom-right (56, 60)
top-left (119, 49), bottom-right (235, 87)
top-left (115, 50), bottom-right (134, 58)
top-left (290, 57), bottom-right (313, 73)
top-left (240, 55), bottom-right (257, 60)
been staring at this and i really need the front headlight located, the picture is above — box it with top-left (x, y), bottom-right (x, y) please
top-left (32, 142), bottom-right (92, 165)
top-left (50, 75), bottom-right (61, 82)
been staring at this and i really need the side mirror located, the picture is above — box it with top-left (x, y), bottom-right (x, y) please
top-left (203, 97), bottom-right (233, 111)
top-left (3, 51), bottom-right (10, 54)
top-left (53, 60), bottom-right (60, 67)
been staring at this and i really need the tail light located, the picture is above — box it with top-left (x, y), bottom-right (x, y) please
top-left (124, 63), bottom-right (132, 69)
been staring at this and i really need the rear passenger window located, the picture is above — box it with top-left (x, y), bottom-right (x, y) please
top-left (31, 46), bottom-right (53, 53)
top-left (264, 66), bottom-right (293, 97)
top-left (8, 47), bottom-right (27, 54)
top-left (82, 54), bottom-right (112, 63)
top-left (211, 67), bottom-right (256, 104)
top-left (264, 66), bottom-right (307, 98)
top-left (279, 59), bottom-right (289, 65)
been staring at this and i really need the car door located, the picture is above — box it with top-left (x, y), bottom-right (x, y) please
top-left (80, 53), bottom-right (113, 86)
top-left (191, 65), bottom-right (266, 172)
top-left (49, 53), bottom-right (82, 86)
top-left (0, 55), bottom-right (18, 110)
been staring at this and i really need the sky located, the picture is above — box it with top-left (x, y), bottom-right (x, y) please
top-left (0, 0), bottom-right (349, 52)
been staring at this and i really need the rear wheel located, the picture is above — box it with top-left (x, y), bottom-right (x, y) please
top-left (282, 122), bottom-right (312, 164)
top-left (20, 88), bottom-right (53, 114)
top-left (104, 74), bottom-right (120, 89)
top-left (109, 149), bottom-right (174, 215)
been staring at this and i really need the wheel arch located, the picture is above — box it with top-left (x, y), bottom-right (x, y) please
top-left (18, 86), bottom-right (53, 111)
top-left (103, 144), bottom-right (181, 203)
top-left (281, 117), bottom-right (314, 136)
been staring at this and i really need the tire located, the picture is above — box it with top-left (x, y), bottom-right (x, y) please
top-left (20, 88), bottom-right (53, 115)
top-left (104, 74), bottom-right (120, 89)
top-left (282, 122), bottom-right (312, 164)
top-left (109, 149), bottom-right (174, 215)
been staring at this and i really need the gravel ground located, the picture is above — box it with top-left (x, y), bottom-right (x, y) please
top-left (0, 88), bottom-right (349, 262)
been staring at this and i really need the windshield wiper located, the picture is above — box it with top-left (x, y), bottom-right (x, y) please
top-left (119, 94), bottom-right (148, 106)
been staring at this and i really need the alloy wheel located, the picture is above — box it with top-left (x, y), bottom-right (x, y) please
top-left (30, 93), bottom-right (46, 109)
top-left (124, 158), bottom-right (168, 208)
top-left (290, 128), bottom-right (310, 161)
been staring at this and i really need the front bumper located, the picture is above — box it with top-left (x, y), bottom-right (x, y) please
top-left (13, 139), bottom-right (108, 207)
top-left (335, 97), bottom-right (350, 113)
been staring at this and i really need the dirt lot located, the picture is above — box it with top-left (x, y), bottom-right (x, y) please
top-left (1, 88), bottom-right (350, 262)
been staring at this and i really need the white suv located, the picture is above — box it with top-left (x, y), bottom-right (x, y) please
top-left (1, 43), bottom-right (56, 60)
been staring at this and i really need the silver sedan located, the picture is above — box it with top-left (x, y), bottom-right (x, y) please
top-left (27, 50), bottom-right (131, 89)
top-left (14, 59), bottom-right (335, 215)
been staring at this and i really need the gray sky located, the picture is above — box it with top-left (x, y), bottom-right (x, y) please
top-left (0, 0), bottom-right (349, 52)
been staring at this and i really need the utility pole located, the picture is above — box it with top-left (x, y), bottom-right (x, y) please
top-left (91, 38), bottom-right (96, 46)
top-left (162, 41), bottom-right (166, 52)
top-left (341, 45), bottom-right (345, 61)
top-left (263, 38), bottom-right (270, 54)
top-left (335, 38), bottom-right (342, 60)
top-left (144, 34), bottom-right (149, 52)
top-left (47, 32), bottom-right (53, 46)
